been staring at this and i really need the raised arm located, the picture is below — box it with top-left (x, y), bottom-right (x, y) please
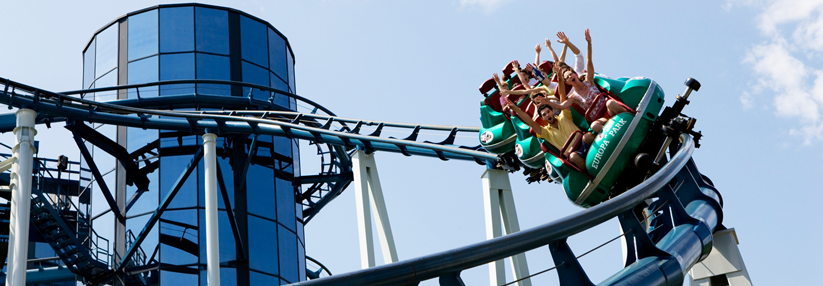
top-left (544, 39), bottom-right (559, 63)
top-left (534, 44), bottom-right (541, 67)
top-left (502, 88), bottom-right (540, 96)
top-left (554, 63), bottom-right (567, 102)
top-left (493, 73), bottom-right (507, 90)
top-left (559, 44), bottom-right (568, 62)
top-left (585, 29), bottom-right (595, 85)
top-left (542, 98), bottom-right (575, 111)
top-left (556, 31), bottom-right (580, 56)
top-left (512, 61), bottom-right (532, 89)
top-left (504, 97), bottom-right (543, 132)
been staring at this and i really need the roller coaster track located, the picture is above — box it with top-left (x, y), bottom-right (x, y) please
top-left (0, 77), bottom-right (723, 285)
top-left (0, 77), bottom-right (491, 223)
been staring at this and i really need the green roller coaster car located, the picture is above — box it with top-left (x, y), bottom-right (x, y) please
top-left (478, 98), bottom-right (517, 154)
top-left (545, 76), bottom-right (665, 208)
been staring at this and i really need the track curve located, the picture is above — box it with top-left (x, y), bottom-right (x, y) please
top-left (290, 135), bottom-right (721, 286)
top-left (0, 77), bottom-right (723, 285)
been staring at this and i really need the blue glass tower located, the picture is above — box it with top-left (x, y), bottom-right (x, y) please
top-left (80, 4), bottom-right (304, 285)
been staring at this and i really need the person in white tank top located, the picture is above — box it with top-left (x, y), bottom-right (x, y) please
top-left (556, 29), bottom-right (628, 134)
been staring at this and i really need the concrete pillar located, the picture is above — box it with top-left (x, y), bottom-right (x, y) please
top-left (689, 228), bottom-right (752, 286)
top-left (352, 150), bottom-right (398, 269)
top-left (481, 169), bottom-right (531, 286)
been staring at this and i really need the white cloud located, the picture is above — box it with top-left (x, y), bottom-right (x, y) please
top-left (740, 91), bottom-right (754, 109)
top-left (737, 0), bottom-right (823, 143)
top-left (458, 0), bottom-right (513, 13)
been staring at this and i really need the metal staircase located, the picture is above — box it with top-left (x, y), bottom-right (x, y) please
top-left (2, 153), bottom-right (155, 285)
top-left (29, 192), bottom-right (111, 282)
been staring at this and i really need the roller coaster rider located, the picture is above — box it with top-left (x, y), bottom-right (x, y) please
top-left (503, 95), bottom-right (588, 171)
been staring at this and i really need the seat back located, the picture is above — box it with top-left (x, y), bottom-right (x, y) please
top-left (503, 60), bottom-right (517, 75)
top-left (479, 78), bottom-right (497, 96)
top-left (560, 130), bottom-right (584, 159)
top-left (538, 61), bottom-right (553, 74)
top-left (485, 91), bottom-right (503, 113)
top-left (584, 94), bottom-right (609, 123)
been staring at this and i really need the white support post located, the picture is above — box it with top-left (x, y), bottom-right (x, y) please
top-left (481, 169), bottom-right (531, 286)
top-left (689, 228), bottom-right (752, 286)
top-left (352, 150), bottom-right (398, 269)
top-left (203, 133), bottom-right (220, 285)
top-left (6, 109), bottom-right (37, 286)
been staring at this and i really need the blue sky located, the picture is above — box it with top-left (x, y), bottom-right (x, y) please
top-left (0, 1), bottom-right (820, 285)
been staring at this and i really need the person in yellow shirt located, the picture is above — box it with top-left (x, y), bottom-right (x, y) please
top-left (504, 97), bottom-right (588, 171)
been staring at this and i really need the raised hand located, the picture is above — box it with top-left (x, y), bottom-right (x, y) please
top-left (503, 96), bottom-right (516, 108)
top-left (535, 44), bottom-right (541, 54)
top-left (585, 29), bottom-right (591, 43)
top-left (544, 38), bottom-right (552, 48)
top-left (556, 31), bottom-right (569, 44)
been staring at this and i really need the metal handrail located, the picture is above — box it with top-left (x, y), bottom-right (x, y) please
top-left (32, 159), bottom-right (112, 266)
top-left (291, 135), bottom-right (695, 286)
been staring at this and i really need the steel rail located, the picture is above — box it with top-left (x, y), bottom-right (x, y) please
top-left (0, 78), bottom-right (495, 162)
top-left (290, 135), bottom-right (696, 286)
top-left (174, 110), bottom-right (482, 132)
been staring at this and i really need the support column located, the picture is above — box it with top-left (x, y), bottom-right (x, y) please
top-left (689, 228), bottom-right (752, 286)
top-left (203, 133), bottom-right (220, 285)
top-left (481, 169), bottom-right (531, 286)
top-left (352, 150), bottom-right (398, 269)
top-left (6, 109), bottom-right (37, 286)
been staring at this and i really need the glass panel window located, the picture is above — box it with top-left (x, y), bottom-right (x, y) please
top-left (83, 39), bottom-right (96, 90)
top-left (287, 48), bottom-right (295, 93)
top-left (218, 211), bottom-right (236, 263)
top-left (279, 225), bottom-right (298, 283)
top-left (94, 69), bottom-right (118, 102)
top-left (196, 53), bottom-right (230, 96)
top-left (160, 7), bottom-right (194, 53)
top-left (161, 270), bottom-right (198, 285)
top-left (195, 7), bottom-right (229, 55)
top-left (126, 214), bottom-right (159, 263)
top-left (201, 268), bottom-right (239, 286)
top-left (221, 268), bottom-right (237, 286)
top-left (128, 9), bottom-right (159, 61)
top-left (247, 161), bottom-right (275, 219)
top-left (127, 127), bottom-right (159, 217)
top-left (160, 53), bottom-right (195, 96)
top-left (159, 155), bottom-right (198, 209)
top-left (250, 271), bottom-right (279, 285)
top-left (240, 16), bottom-right (268, 68)
top-left (248, 216), bottom-right (278, 275)
top-left (96, 24), bottom-right (118, 77)
top-left (269, 29), bottom-right (287, 80)
top-left (270, 73), bottom-right (289, 108)
top-left (217, 155), bottom-right (234, 207)
top-left (274, 136), bottom-right (291, 157)
top-left (242, 61), bottom-right (269, 100)
top-left (276, 177), bottom-right (296, 231)
top-left (128, 55), bottom-right (159, 98)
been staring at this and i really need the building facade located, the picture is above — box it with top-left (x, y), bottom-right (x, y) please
top-left (80, 4), bottom-right (304, 285)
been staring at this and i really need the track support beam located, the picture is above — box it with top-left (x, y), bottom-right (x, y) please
top-left (352, 150), bottom-right (398, 268)
top-left (203, 133), bottom-right (220, 285)
top-left (689, 228), bottom-right (752, 286)
top-left (480, 169), bottom-right (531, 286)
top-left (5, 109), bottom-right (36, 286)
